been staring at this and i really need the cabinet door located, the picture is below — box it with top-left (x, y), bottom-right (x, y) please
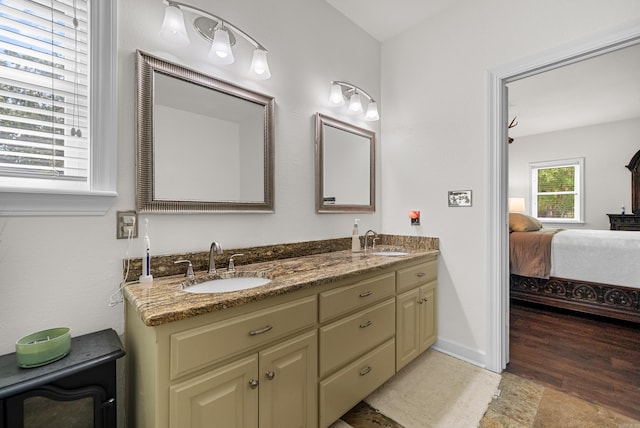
top-left (395, 288), bottom-right (420, 371)
top-left (418, 282), bottom-right (437, 352)
top-left (170, 355), bottom-right (259, 428)
top-left (259, 330), bottom-right (318, 428)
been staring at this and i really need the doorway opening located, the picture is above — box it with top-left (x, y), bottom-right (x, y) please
top-left (485, 21), bottom-right (640, 373)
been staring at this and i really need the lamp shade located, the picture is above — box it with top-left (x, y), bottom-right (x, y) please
top-left (329, 84), bottom-right (345, 106)
top-left (209, 27), bottom-right (235, 64)
top-left (348, 93), bottom-right (363, 114)
top-left (250, 49), bottom-right (271, 80)
top-left (364, 101), bottom-right (379, 121)
top-left (509, 197), bottom-right (526, 212)
top-left (159, 4), bottom-right (190, 47)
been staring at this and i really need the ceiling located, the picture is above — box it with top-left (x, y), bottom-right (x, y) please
top-left (325, 0), bottom-right (462, 41)
top-left (325, 1), bottom-right (640, 138)
top-left (507, 43), bottom-right (640, 138)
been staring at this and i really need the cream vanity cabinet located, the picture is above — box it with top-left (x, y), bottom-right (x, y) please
top-left (395, 255), bottom-right (438, 371)
top-left (126, 294), bottom-right (318, 428)
top-left (126, 253), bottom-right (439, 428)
top-left (318, 272), bottom-right (397, 428)
top-left (170, 330), bottom-right (317, 428)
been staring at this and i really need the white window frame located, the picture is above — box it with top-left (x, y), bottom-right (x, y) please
top-left (530, 157), bottom-right (584, 224)
top-left (0, 0), bottom-right (117, 216)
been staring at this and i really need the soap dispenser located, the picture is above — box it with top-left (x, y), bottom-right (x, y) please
top-left (351, 219), bottom-right (361, 253)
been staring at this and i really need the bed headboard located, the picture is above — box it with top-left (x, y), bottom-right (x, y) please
top-left (626, 149), bottom-right (640, 214)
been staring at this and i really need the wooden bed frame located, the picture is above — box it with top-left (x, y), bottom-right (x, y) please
top-left (509, 150), bottom-right (640, 324)
top-left (510, 274), bottom-right (640, 323)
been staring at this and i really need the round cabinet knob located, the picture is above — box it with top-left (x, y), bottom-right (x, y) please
top-left (248, 379), bottom-right (259, 389)
top-left (265, 370), bottom-right (276, 380)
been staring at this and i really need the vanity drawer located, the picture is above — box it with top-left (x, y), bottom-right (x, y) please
top-left (319, 298), bottom-right (395, 377)
top-left (396, 257), bottom-right (437, 293)
top-left (170, 295), bottom-right (317, 380)
top-left (319, 338), bottom-right (395, 428)
top-left (319, 272), bottom-right (395, 322)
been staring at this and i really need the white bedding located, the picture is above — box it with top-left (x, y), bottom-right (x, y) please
top-left (550, 229), bottom-right (640, 289)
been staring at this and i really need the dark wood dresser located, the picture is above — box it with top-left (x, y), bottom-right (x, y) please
top-left (607, 214), bottom-right (640, 231)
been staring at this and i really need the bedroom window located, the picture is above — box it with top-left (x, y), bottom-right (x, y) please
top-left (0, 0), bottom-right (116, 216)
top-left (530, 158), bottom-right (584, 223)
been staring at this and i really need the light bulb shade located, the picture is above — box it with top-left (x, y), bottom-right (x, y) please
top-left (159, 4), bottom-right (190, 47)
top-left (348, 93), bottom-right (363, 114)
top-left (329, 84), bottom-right (345, 106)
top-left (509, 197), bottom-right (526, 212)
top-left (209, 27), bottom-right (235, 64)
top-left (250, 49), bottom-right (271, 79)
top-left (364, 102), bottom-right (380, 121)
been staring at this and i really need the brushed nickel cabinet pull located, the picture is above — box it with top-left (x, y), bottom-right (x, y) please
top-left (359, 366), bottom-right (372, 376)
top-left (265, 370), bottom-right (276, 380)
top-left (249, 379), bottom-right (259, 389)
top-left (359, 291), bottom-right (373, 297)
top-left (359, 320), bottom-right (373, 328)
top-left (249, 325), bottom-right (273, 336)
top-left (416, 272), bottom-right (426, 277)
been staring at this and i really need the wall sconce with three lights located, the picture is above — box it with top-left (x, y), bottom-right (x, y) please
top-left (329, 81), bottom-right (380, 121)
top-left (159, 0), bottom-right (271, 79)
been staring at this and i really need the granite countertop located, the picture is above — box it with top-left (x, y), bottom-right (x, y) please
top-left (124, 247), bottom-right (438, 327)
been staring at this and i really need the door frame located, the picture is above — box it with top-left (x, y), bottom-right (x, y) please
top-left (485, 20), bottom-right (640, 373)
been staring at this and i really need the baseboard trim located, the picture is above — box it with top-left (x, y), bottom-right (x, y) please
top-left (433, 338), bottom-right (489, 370)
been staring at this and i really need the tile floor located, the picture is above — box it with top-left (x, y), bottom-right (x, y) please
top-left (338, 372), bottom-right (640, 427)
top-left (480, 373), bottom-right (640, 428)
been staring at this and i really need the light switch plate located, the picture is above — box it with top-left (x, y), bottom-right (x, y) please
top-left (117, 210), bottom-right (138, 239)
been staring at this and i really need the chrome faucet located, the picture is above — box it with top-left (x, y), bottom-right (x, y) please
top-left (364, 230), bottom-right (378, 252)
top-left (208, 241), bottom-right (223, 274)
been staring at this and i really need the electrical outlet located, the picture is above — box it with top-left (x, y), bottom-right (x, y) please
top-left (117, 210), bottom-right (138, 239)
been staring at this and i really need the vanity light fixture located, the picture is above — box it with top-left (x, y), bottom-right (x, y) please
top-left (329, 81), bottom-right (379, 121)
top-left (159, 0), bottom-right (271, 79)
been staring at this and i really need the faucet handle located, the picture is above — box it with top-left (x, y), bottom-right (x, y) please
top-left (228, 254), bottom-right (244, 272)
top-left (174, 260), bottom-right (195, 279)
top-left (372, 237), bottom-right (379, 250)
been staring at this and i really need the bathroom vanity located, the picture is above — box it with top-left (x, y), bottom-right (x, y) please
top-left (124, 243), bottom-right (438, 428)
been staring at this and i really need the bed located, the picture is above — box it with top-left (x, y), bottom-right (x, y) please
top-left (509, 216), bottom-right (640, 323)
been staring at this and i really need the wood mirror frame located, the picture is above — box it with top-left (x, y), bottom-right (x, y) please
top-left (626, 149), bottom-right (640, 214)
top-left (135, 51), bottom-right (275, 213)
top-left (315, 113), bottom-right (375, 213)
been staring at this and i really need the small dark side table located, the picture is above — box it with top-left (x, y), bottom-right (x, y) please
top-left (0, 328), bottom-right (125, 428)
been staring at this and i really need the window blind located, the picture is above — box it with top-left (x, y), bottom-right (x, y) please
top-left (0, 0), bottom-right (89, 181)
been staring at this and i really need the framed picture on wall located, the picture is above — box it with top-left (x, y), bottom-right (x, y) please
top-left (448, 190), bottom-right (472, 207)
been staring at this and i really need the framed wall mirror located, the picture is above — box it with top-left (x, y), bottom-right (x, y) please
top-left (315, 113), bottom-right (375, 213)
top-left (136, 51), bottom-right (275, 213)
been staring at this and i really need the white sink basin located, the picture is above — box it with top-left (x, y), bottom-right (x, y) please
top-left (370, 250), bottom-right (409, 256)
top-left (182, 274), bottom-right (271, 294)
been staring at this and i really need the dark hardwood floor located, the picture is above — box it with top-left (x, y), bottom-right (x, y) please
top-left (507, 300), bottom-right (640, 421)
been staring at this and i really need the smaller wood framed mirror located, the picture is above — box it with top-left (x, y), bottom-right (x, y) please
top-left (315, 113), bottom-right (375, 213)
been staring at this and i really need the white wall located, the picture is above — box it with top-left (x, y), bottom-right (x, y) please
top-left (380, 1), bottom-right (640, 365)
top-left (509, 118), bottom-right (640, 230)
top-left (0, 0), bottom-right (381, 354)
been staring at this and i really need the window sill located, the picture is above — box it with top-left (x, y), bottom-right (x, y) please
top-left (0, 189), bottom-right (117, 216)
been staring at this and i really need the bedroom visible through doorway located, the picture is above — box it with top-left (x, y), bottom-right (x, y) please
top-left (485, 20), bottom-right (640, 373)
